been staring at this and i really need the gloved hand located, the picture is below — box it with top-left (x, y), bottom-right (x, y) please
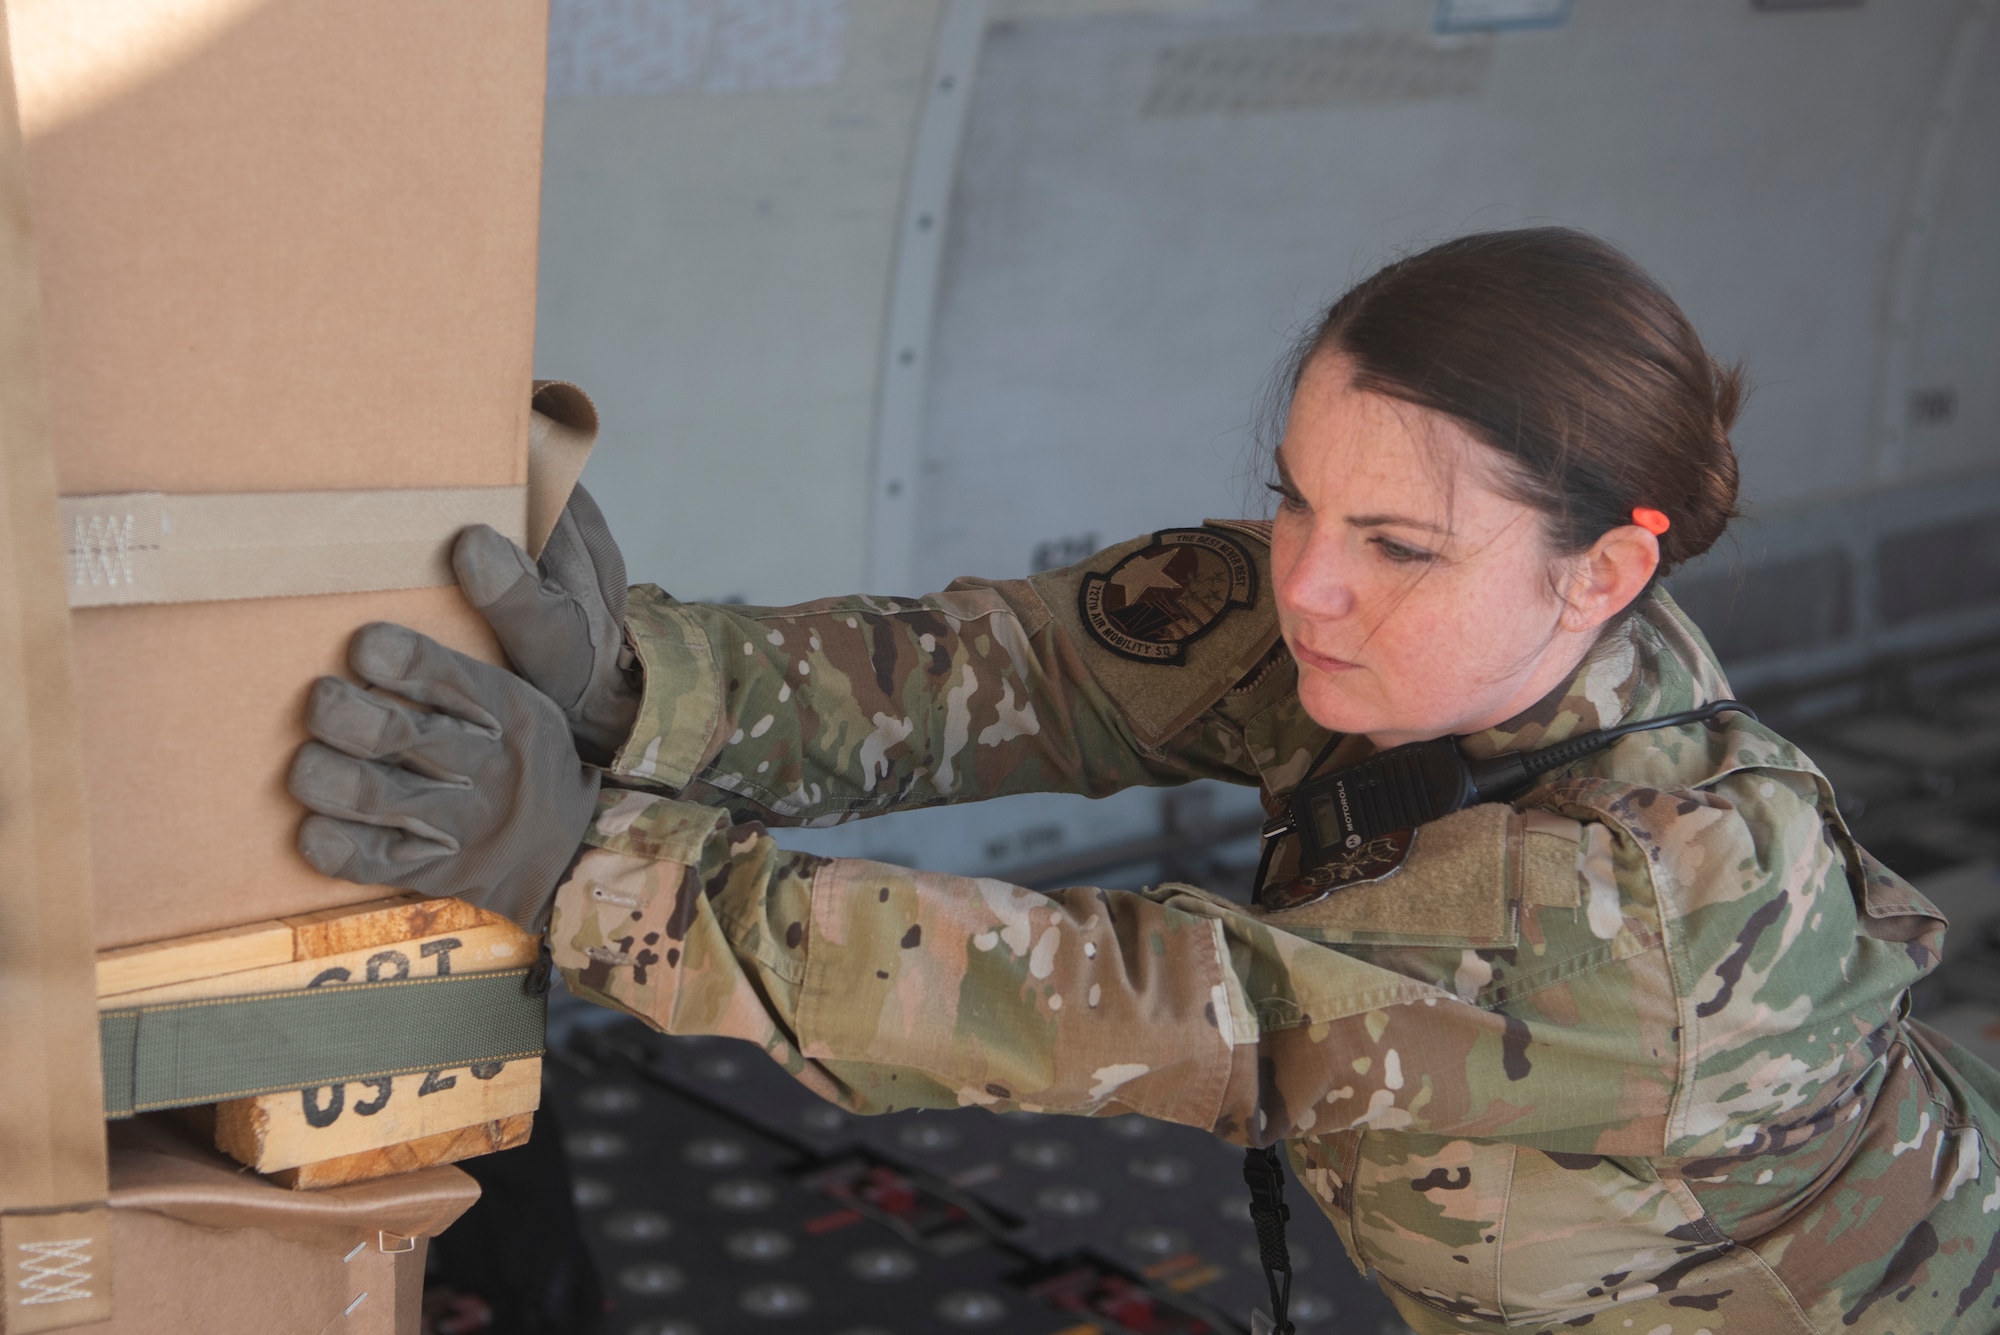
top-left (289, 621), bottom-right (600, 931)
top-left (452, 484), bottom-right (641, 766)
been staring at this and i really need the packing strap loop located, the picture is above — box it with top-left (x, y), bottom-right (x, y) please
top-left (59, 486), bottom-right (529, 609)
top-left (61, 378), bottom-right (600, 609)
top-left (99, 969), bottom-right (546, 1118)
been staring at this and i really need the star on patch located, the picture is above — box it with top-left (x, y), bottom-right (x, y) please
top-left (1079, 528), bottom-right (1256, 664)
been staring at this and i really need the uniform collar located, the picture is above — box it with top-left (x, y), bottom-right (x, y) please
top-left (1453, 587), bottom-right (1732, 762)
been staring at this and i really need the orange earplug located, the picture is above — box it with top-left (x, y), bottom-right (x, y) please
top-left (1631, 507), bottom-right (1671, 536)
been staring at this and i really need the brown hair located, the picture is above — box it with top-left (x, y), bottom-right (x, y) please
top-left (1269, 227), bottom-right (1743, 577)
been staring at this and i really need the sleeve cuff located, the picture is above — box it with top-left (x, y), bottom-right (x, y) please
top-left (548, 790), bottom-right (728, 1012)
top-left (606, 584), bottom-right (724, 790)
top-left (582, 787), bottom-right (728, 860)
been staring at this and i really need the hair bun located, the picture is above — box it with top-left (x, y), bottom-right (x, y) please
top-left (1665, 357), bottom-right (1745, 570)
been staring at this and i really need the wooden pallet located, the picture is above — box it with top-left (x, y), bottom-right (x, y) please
top-left (98, 894), bottom-right (543, 1189)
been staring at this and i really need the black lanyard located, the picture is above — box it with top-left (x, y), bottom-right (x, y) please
top-left (1252, 699), bottom-right (1754, 908)
top-left (1238, 699), bottom-right (1755, 1331)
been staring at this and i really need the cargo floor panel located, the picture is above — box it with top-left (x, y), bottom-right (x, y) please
top-left (548, 1022), bottom-right (1401, 1333)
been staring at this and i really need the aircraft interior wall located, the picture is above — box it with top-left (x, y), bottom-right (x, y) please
top-left (535, 0), bottom-right (1999, 879)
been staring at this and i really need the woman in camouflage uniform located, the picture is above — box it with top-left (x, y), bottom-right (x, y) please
top-left (293, 229), bottom-right (2000, 1332)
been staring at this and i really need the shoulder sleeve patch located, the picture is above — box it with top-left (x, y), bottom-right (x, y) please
top-left (1030, 523), bottom-right (1281, 749)
top-left (1078, 527), bottom-right (1255, 663)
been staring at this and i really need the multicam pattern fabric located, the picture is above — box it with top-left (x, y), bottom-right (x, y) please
top-left (550, 523), bottom-right (2000, 1333)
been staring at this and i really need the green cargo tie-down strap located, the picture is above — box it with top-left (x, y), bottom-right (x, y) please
top-left (98, 968), bottom-right (547, 1118)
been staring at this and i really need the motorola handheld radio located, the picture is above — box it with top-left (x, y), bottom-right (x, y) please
top-left (1253, 698), bottom-right (1756, 902)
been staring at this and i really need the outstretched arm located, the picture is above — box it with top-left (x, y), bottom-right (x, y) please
top-left (551, 784), bottom-right (1687, 1155)
top-left (604, 524), bottom-right (1291, 825)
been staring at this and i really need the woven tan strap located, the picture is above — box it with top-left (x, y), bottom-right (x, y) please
top-left (56, 381), bottom-right (598, 609)
top-left (58, 486), bottom-right (529, 608)
top-left (0, 0), bottom-right (116, 1328)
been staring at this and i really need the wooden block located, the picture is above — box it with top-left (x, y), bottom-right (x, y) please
top-left (98, 895), bottom-right (541, 1189)
top-left (213, 1058), bottom-right (542, 1174)
top-left (282, 893), bottom-right (504, 959)
top-left (96, 920), bottom-right (297, 998)
top-left (270, 1113), bottom-right (535, 1190)
top-left (95, 894), bottom-right (516, 1001)
top-left (104, 922), bottom-right (535, 1007)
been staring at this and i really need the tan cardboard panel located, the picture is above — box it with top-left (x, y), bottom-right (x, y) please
top-left (105, 1116), bottom-right (475, 1332)
top-left (101, 1208), bottom-right (420, 1335)
top-left (17, 0), bottom-right (544, 495)
top-left (75, 587), bottom-right (506, 950)
top-left (110, 1115), bottom-right (477, 1245)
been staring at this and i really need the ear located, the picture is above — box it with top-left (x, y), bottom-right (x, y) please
top-left (1557, 526), bottom-right (1660, 632)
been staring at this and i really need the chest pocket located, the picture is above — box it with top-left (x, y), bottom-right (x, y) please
top-left (1258, 801), bottom-right (1583, 950)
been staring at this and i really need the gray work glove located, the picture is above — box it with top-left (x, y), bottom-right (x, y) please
top-left (452, 484), bottom-right (641, 766)
top-left (289, 621), bottom-right (601, 931)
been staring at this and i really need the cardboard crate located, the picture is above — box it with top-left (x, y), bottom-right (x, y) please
top-left (3, 6), bottom-right (554, 1328)
top-left (14, 0), bottom-right (550, 951)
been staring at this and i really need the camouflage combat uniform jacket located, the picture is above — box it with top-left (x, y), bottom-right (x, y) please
top-left (548, 522), bottom-right (2000, 1334)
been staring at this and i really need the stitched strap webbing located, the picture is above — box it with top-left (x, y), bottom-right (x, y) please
top-left (99, 970), bottom-right (547, 1118)
top-left (59, 486), bottom-right (529, 608)
top-left (0, 2), bottom-right (116, 1326)
top-left (0, 0), bottom-right (108, 1221)
top-left (56, 379), bottom-right (600, 609)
